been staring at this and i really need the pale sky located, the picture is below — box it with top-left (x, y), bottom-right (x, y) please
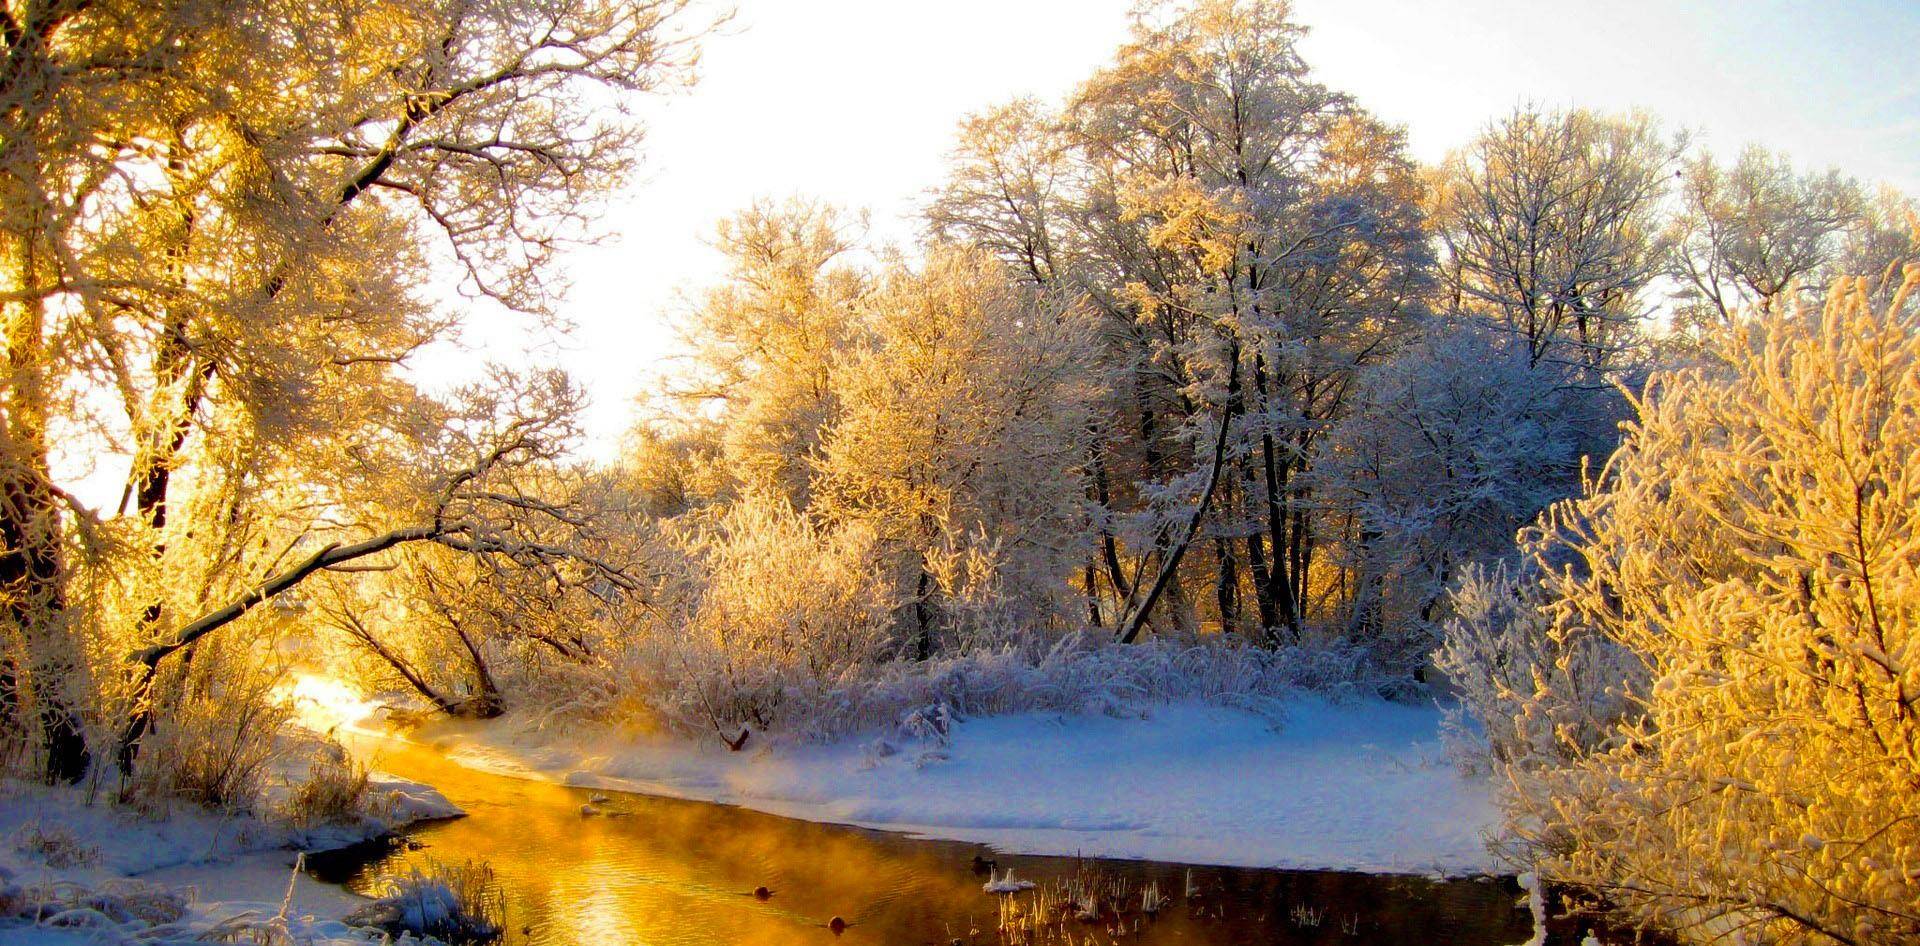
top-left (411, 0), bottom-right (1920, 459)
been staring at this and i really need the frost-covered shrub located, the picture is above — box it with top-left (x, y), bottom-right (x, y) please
top-left (6, 878), bottom-right (188, 932)
top-left (566, 629), bottom-right (1391, 745)
top-left (349, 860), bottom-right (504, 944)
top-left (650, 493), bottom-right (899, 734)
top-left (279, 737), bottom-right (370, 829)
top-left (124, 644), bottom-right (293, 811)
top-left (11, 821), bottom-right (99, 869)
top-left (1490, 273), bottom-right (1920, 945)
top-left (1433, 560), bottom-right (1642, 774)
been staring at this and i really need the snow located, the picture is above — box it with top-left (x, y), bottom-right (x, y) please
top-left (345, 866), bottom-right (501, 943)
top-left (415, 695), bottom-right (1503, 875)
top-left (982, 868), bottom-right (1036, 892)
top-left (1515, 870), bottom-right (1549, 946)
top-left (0, 769), bottom-right (461, 945)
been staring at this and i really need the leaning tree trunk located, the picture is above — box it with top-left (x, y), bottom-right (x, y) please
top-left (1117, 345), bottom-right (1240, 645)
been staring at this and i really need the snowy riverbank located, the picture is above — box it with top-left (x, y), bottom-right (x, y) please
top-left (397, 696), bottom-right (1504, 876)
top-left (0, 770), bottom-right (460, 945)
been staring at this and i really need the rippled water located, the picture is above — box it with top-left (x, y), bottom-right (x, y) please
top-left (310, 736), bottom-right (1537, 945)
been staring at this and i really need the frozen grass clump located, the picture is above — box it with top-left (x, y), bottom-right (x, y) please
top-left (348, 859), bottom-right (504, 944)
top-left (3, 877), bottom-right (189, 933)
top-left (11, 820), bottom-right (99, 870)
top-left (122, 647), bottom-right (296, 813)
top-left (279, 737), bottom-right (371, 829)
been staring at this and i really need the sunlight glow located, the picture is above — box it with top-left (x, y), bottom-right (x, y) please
top-left (280, 673), bottom-right (382, 733)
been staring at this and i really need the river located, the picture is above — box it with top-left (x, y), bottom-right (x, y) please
top-left (308, 735), bottom-right (1538, 945)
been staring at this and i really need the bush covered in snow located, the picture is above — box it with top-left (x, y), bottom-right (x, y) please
top-left (11, 820), bottom-right (101, 870)
top-left (1445, 274), bottom-right (1920, 945)
top-left (2, 876), bottom-right (189, 933)
top-left (1432, 559), bottom-right (1642, 774)
top-left (348, 860), bottom-right (503, 944)
top-left (280, 738), bottom-right (373, 830)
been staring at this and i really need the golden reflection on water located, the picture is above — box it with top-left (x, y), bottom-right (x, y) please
top-left (321, 735), bottom-right (1533, 946)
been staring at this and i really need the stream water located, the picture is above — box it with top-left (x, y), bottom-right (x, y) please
top-left (308, 736), bottom-right (1539, 945)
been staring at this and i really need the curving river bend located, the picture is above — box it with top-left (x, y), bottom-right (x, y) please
top-left (309, 735), bottom-right (1538, 945)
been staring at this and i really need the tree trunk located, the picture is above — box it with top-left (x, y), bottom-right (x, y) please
top-left (0, 462), bottom-right (86, 783)
top-left (1083, 560), bottom-right (1104, 628)
top-left (1346, 524), bottom-right (1385, 640)
top-left (1252, 353), bottom-right (1301, 642)
top-left (1241, 455), bottom-right (1280, 635)
top-left (912, 567), bottom-right (935, 661)
top-left (1117, 345), bottom-right (1239, 644)
top-left (1, 223), bottom-right (90, 783)
top-left (1213, 535), bottom-right (1240, 635)
top-left (1288, 476), bottom-right (1313, 638)
top-left (1088, 446), bottom-right (1133, 601)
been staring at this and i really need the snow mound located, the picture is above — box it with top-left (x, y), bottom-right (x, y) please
top-left (369, 773), bottom-right (463, 824)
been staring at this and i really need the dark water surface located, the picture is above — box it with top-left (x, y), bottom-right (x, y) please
top-left (310, 735), bottom-right (1537, 946)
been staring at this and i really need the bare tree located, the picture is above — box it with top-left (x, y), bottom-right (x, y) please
top-left (1669, 146), bottom-right (1862, 323)
top-left (1435, 107), bottom-right (1680, 372)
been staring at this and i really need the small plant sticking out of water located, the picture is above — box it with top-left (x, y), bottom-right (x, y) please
top-left (1139, 880), bottom-right (1165, 915)
top-left (1068, 873), bottom-right (1116, 923)
top-left (348, 859), bottom-right (504, 945)
top-left (1290, 902), bottom-right (1325, 928)
top-left (992, 866), bottom-right (1196, 945)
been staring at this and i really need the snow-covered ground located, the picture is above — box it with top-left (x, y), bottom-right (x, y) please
top-left (409, 696), bottom-right (1504, 876)
top-left (0, 770), bottom-right (460, 945)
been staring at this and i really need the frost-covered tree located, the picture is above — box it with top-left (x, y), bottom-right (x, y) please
top-left (927, 98), bottom-right (1074, 289)
top-left (1834, 186), bottom-right (1919, 309)
top-left (1434, 107), bottom-right (1680, 372)
top-left (814, 249), bottom-right (1101, 655)
top-left (1668, 147), bottom-right (1862, 324)
top-left (680, 199), bottom-right (869, 507)
top-left (615, 417), bottom-right (731, 520)
top-left (927, 0), bottom-right (1434, 644)
top-left (0, 0), bottom-right (701, 783)
top-left (1326, 326), bottom-right (1616, 668)
top-left (1483, 270), bottom-right (1920, 945)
